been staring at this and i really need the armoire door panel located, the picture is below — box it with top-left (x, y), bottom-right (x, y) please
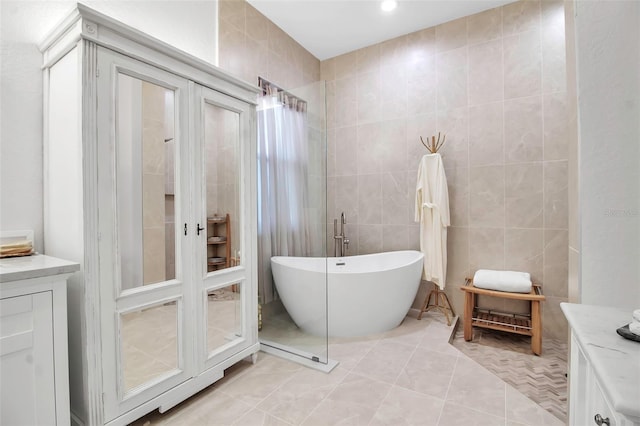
top-left (193, 86), bottom-right (254, 372)
top-left (96, 46), bottom-right (194, 421)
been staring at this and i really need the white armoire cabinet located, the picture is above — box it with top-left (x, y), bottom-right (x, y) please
top-left (40, 5), bottom-right (259, 425)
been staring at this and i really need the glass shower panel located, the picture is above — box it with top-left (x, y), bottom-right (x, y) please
top-left (257, 80), bottom-right (328, 365)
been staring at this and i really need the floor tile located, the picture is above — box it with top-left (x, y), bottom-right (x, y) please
top-left (505, 384), bottom-right (563, 426)
top-left (395, 346), bottom-right (457, 398)
top-left (437, 402), bottom-right (506, 426)
top-left (352, 339), bottom-right (415, 384)
top-left (370, 385), bottom-right (444, 426)
top-left (301, 372), bottom-right (391, 426)
top-left (133, 313), bottom-right (567, 426)
top-left (445, 356), bottom-right (506, 418)
top-left (257, 366), bottom-right (349, 425)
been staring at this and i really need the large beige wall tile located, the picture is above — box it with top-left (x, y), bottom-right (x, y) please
top-left (505, 228), bottom-right (543, 282)
top-left (504, 29), bottom-right (542, 99)
top-left (335, 175), bottom-right (359, 224)
top-left (334, 126), bottom-right (357, 176)
top-left (468, 39), bottom-right (504, 106)
top-left (382, 225), bottom-right (409, 252)
top-left (437, 107), bottom-right (468, 169)
top-left (543, 92), bottom-right (569, 161)
top-left (335, 51), bottom-right (357, 79)
top-left (467, 7), bottom-right (503, 45)
top-left (444, 167), bottom-right (469, 227)
top-left (436, 17), bottom-right (468, 52)
top-left (358, 174), bottom-right (382, 224)
top-left (407, 27), bottom-right (436, 57)
top-left (469, 166), bottom-right (505, 228)
top-left (357, 122), bottom-right (382, 174)
top-left (542, 19), bottom-right (567, 93)
top-left (380, 65), bottom-right (408, 119)
top-left (356, 44), bottom-right (380, 75)
top-left (357, 71), bottom-right (382, 123)
top-left (469, 227), bottom-right (505, 272)
top-left (245, 4), bottom-right (268, 42)
top-left (335, 77), bottom-right (357, 127)
top-left (357, 224), bottom-right (383, 254)
top-left (407, 67), bottom-right (437, 116)
top-left (542, 296), bottom-right (568, 340)
top-left (504, 95), bottom-right (543, 163)
top-left (503, 0), bottom-right (541, 36)
top-left (382, 172), bottom-right (410, 225)
top-left (380, 118), bottom-right (407, 173)
top-left (436, 48), bottom-right (468, 111)
top-left (468, 102), bottom-right (503, 166)
top-left (380, 35), bottom-right (409, 65)
top-left (544, 160), bottom-right (569, 229)
top-left (505, 163), bottom-right (543, 228)
top-left (543, 229), bottom-right (568, 297)
top-left (219, 0), bottom-right (245, 33)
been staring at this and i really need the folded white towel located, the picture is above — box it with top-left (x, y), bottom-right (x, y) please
top-left (473, 269), bottom-right (532, 293)
top-left (629, 320), bottom-right (640, 336)
top-left (633, 309), bottom-right (640, 323)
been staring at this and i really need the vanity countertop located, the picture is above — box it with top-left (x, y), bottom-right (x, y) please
top-left (0, 254), bottom-right (80, 283)
top-left (561, 302), bottom-right (640, 419)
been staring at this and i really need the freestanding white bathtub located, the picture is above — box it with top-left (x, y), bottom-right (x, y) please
top-left (271, 250), bottom-right (424, 337)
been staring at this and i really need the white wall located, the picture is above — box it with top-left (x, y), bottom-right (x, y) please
top-left (574, 0), bottom-right (640, 308)
top-left (0, 0), bottom-right (218, 252)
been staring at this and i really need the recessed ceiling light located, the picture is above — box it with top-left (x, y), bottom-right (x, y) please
top-left (380, 0), bottom-right (397, 12)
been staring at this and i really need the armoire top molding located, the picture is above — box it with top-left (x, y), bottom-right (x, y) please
top-left (38, 3), bottom-right (260, 103)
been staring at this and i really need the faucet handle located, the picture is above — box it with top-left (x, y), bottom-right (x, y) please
top-left (344, 238), bottom-right (350, 251)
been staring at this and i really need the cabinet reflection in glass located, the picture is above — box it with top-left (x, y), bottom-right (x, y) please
top-left (117, 74), bottom-right (176, 290)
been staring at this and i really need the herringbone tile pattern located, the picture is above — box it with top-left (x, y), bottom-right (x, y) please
top-left (451, 327), bottom-right (568, 422)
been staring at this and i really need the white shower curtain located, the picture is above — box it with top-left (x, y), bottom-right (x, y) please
top-left (257, 94), bottom-right (311, 304)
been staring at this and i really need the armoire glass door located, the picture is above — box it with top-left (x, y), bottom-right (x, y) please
top-left (192, 85), bottom-right (255, 371)
top-left (96, 47), bottom-right (193, 422)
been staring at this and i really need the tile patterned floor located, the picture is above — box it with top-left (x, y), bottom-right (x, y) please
top-left (133, 312), bottom-right (564, 425)
top-left (451, 327), bottom-right (568, 423)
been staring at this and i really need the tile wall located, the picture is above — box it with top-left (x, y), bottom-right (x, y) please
top-left (218, 0), bottom-right (570, 339)
top-left (321, 0), bottom-right (569, 339)
top-left (218, 0), bottom-right (320, 90)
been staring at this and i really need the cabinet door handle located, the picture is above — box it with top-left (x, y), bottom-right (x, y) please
top-left (197, 224), bottom-right (205, 235)
top-left (594, 414), bottom-right (610, 426)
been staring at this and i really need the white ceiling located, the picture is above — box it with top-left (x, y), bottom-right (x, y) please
top-left (247, 0), bottom-right (518, 60)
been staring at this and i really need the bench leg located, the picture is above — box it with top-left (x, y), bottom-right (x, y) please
top-left (463, 291), bottom-right (474, 341)
top-left (531, 300), bottom-right (542, 355)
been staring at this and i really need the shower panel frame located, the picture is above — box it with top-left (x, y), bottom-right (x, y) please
top-left (256, 79), bottom-right (329, 367)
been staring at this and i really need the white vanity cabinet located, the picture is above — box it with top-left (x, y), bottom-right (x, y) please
top-left (41, 5), bottom-right (259, 425)
top-left (562, 303), bottom-right (640, 426)
top-left (0, 255), bottom-right (80, 426)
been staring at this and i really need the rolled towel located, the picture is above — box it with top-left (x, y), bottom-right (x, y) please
top-left (473, 269), bottom-right (532, 293)
top-left (633, 309), bottom-right (640, 323)
top-left (629, 320), bottom-right (640, 337)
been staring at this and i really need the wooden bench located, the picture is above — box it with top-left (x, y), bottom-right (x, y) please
top-left (461, 277), bottom-right (545, 355)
